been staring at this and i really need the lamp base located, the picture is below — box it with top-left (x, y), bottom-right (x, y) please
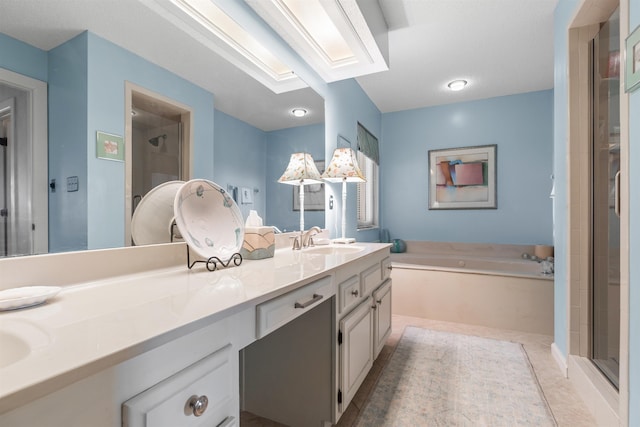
top-left (332, 237), bottom-right (356, 244)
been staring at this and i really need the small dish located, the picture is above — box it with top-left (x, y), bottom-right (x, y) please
top-left (174, 179), bottom-right (245, 261)
top-left (131, 181), bottom-right (185, 246)
top-left (0, 286), bottom-right (62, 311)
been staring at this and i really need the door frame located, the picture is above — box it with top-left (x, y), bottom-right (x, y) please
top-left (124, 82), bottom-right (193, 246)
top-left (0, 68), bottom-right (48, 255)
top-left (565, 0), bottom-right (629, 424)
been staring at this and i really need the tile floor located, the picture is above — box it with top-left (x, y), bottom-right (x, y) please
top-left (242, 314), bottom-right (597, 426)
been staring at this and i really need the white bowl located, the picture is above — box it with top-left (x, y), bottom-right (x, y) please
top-left (131, 181), bottom-right (185, 246)
top-left (174, 179), bottom-right (245, 261)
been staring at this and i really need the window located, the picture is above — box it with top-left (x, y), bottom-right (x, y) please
top-left (356, 123), bottom-right (379, 229)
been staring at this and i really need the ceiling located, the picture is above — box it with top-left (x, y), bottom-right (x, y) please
top-left (0, 0), bottom-right (559, 129)
top-left (360, 0), bottom-right (559, 112)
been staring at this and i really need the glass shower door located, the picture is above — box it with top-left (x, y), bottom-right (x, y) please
top-left (591, 8), bottom-right (620, 389)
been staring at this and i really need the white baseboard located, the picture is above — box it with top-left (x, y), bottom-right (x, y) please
top-left (551, 342), bottom-right (568, 378)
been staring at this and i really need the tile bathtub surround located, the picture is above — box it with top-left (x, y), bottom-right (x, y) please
top-left (404, 240), bottom-right (540, 260)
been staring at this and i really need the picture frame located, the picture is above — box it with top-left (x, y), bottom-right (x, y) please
top-left (96, 131), bottom-right (124, 161)
top-left (241, 187), bottom-right (253, 204)
top-left (428, 144), bottom-right (497, 210)
top-left (293, 160), bottom-right (325, 211)
top-left (625, 24), bottom-right (640, 93)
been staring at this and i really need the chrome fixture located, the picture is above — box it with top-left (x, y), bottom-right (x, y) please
top-left (302, 226), bottom-right (322, 248)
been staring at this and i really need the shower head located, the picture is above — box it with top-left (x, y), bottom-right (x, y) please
top-left (148, 134), bottom-right (167, 147)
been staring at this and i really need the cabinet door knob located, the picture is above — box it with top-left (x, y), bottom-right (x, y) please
top-left (351, 289), bottom-right (359, 297)
top-left (187, 395), bottom-right (209, 417)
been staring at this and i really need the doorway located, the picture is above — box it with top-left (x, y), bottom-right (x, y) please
top-left (124, 84), bottom-right (192, 245)
top-left (590, 8), bottom-right (620, 389)
top-left (0, 70), bottom-right (48, 257)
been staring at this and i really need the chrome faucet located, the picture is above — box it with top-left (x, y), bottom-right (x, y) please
top-left (302, 226), bottom-right (322, 248)
top-left (290, 226), bottom-right (322, 250)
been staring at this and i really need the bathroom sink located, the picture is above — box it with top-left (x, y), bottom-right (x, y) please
top-left (0, 331), bottom-right (30, 368)
top-left (304, 245), bottom-right (365, 255)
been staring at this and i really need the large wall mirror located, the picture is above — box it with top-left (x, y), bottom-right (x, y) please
top-left (0, 0), bottom-right (325, 258)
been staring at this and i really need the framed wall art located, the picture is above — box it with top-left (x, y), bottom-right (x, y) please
top-left (626, 24), bottom-right (640, 92)
top-left (96, 131), bottom-right (124, 161)
top-left (293, 160), bottom-right (325, 211)
top-left (428, 144), bottom-right (497, 210)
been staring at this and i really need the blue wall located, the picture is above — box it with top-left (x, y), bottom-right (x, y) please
top-left (48, 34), bottom-right (89, 252)
top-left (214, 110), bottom-right (267, 222)
top-left (85, 32), bottom-right (215, 250)
top-left (265, 124), bottom-right (325, 231)
top-left (629, 0), bottom-right (639, 423)
top-left (552, 0), bottom-right (579, 359)
top-left (380, 90), bottom-right (553, 245)
top-left (0, 33), bottom-right (47, 82)
top-left (325, 79), bottom-right (382, 241)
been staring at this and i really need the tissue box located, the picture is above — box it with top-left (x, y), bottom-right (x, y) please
top-left (240, 226), bottom-right (275, 260)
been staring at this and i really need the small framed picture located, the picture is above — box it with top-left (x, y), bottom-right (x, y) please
top-left (96, 131), bottom-right (124, 161)
top-left (625, 25), bottom-right (640, 92)
top-left (241, 187), bottom-right (253, 204)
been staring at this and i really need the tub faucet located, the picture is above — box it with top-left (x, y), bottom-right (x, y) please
top-left (302, 226), bottom-right (322, 248)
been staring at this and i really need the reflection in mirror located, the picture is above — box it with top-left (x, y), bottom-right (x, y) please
top-left (0, 68), bottom-right (48, 257)
top-left (125, 86), bottom-right (193, 246)
top-left (0, 0), bottom-right (324, 258)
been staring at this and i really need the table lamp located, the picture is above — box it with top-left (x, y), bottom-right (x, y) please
top-left (278, 152), bottom-right (322, 233)
top-left (322, 148), bottom-right (365, 243)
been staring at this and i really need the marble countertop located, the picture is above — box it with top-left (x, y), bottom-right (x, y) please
top-left (0, 243), bottom-right (389, 413)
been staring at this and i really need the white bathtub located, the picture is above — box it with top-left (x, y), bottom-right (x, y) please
top-left (390, 249), bottom-right (554, 335)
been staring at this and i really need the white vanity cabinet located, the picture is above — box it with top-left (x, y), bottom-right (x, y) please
top-left (0, 308), bottom-right (254, 427)
top-left (0, 243), bottom-right (391, 427)
top-left (339, 296), bottom-right (374, 410)
top-left (123, 344), bottom-right (235, 427)
top-left (335, 253), bottom-right (392, 418)
top-left (373, 279), bottom-right (392, 358)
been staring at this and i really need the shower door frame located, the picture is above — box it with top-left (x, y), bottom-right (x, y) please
top-left (564, 0), bottom-right (630, 424)
top-left (124, 82), bottom-right (193, 246)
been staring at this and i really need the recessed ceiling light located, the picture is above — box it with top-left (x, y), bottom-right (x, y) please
top-left (447, 79), bottom-right (468, 91)
top-left (292, 108), bottom-right (308, 117)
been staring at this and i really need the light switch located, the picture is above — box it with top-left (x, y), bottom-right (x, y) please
top-left (67, 176), bottom-right (79, 192)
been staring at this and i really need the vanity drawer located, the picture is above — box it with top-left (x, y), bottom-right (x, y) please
top-left (256, 276), bottom-right (332, 339)
top-left (361, 263), bottom-right (382, 296)
top-left (123, 344), bottom-right (235, 427)
top-left (338, 274), bottom-right (361, 314)
top-left (381, 257), bottom-right (391, 281)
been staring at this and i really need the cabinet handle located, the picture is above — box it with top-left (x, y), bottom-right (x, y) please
top-left (615, 170), bottom-right (621, 218)
top-left (351, 289), bottom-right (359, 297)
top-left (187, 395), bottom-right (209, 417)
top-left (376, 299), bottom-right (382, 304)
top-left (387, 265), bottom-right (393, 270)
top-left (294, 293), bottom-right (323, 309)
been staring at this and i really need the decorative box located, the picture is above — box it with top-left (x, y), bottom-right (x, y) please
top-left (240, 226), bottom-right (275, 260)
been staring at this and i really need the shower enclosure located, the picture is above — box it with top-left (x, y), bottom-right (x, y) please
top-left (131, 97), bottom-right (183, 214)
top-left (591, 8), bottom-right (620, 389)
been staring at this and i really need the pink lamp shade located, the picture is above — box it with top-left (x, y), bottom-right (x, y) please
top-left (321, 148), bottom-right (365, 182)
top-left (278, 152), bottom-right (322, 185)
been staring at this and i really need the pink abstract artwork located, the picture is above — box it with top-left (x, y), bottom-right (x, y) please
top-left (454, 163), bottom-right (484, 185)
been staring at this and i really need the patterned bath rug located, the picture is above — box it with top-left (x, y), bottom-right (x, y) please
top-left (356, 327), bottom-right (557, 426)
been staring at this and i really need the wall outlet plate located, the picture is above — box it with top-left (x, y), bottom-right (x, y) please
top-left (67, 176), bottom-right (79, 192)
